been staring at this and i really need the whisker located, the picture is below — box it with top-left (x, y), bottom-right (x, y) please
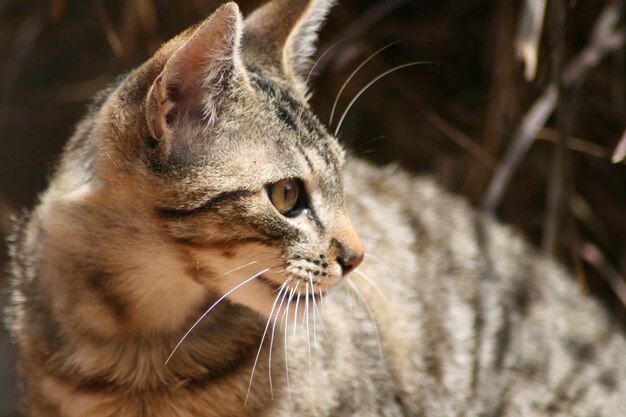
top-left (313, 287), bottom-right (328, 338)
top-left (164, 268), bottom-right (269, 365)
top-left (296, 39), bottom-right (347, 171)
top-left (305, 281), bottom-right (312, 373)
top-left (352, 269), bottom-right (388, 304)
top-left (305, 281), bottom-right (313, 393)
top-left (293, 281), bottom-right (302, 335)
top-left (334, 61), bottom-right (436, 137)
top-left (364, 252), bottom-right (395, 275)
top-left (280, 287), bottom-right (291, 331)
top-left (305, 38), bottom-right (346, 85)
top-left (308, 272), bottom-right (318, 349)
top-left (347, 279), bottom-right (384, 363)
top-left (245, 279), bottom-right (290, 405)
top-left (347, 281), bottom-right (357, 311)
top-left (283, 287), bottom-right (295, 410)
top-left (329, 40), bottom-right (405, 127)
top-left (202, 262), bottom-right (284, 286)
top-left (212, 260), bottom-right (259, 280)
top-left (318, 287), bottom-right (327, 313)
top-left (268, 279), bottom-right (291, 399)
top-left (344, 135), bottom-right (388, 160)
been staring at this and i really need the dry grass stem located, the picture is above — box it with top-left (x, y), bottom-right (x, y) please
top-left (611, 128), bottom-right (626, 163)
top-left (482, 2), bottom-right (626, 212)
top-left (581, 243), bottom-right (626, 308)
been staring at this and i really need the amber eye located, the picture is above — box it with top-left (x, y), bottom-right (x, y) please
top-left (269, 178), bottom-right (302, 216)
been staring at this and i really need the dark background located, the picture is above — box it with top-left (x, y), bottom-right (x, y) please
top-left (1, 0), bottom-right (625, 415)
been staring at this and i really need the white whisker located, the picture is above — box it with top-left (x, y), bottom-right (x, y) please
top-left (353, 269), bottom-right (388, 304)
top-left (334, 61), bottom-right (435, 136)
top-left (329, 40), bottom-right (405, 127)
top-left (280, 287), bottom-right (291, 331)
top-left (245, 279), bottom-right (290, 405)
top-left (268, 280), bottom-right (291, 399)
top-left (306, 39), bottom-right (346, 85)
top-left (364, 252), bottom-right (395, 275)
top-left (165, 268), bottom-right (269, 366)
top-left (308, 272), bottom-right (318, 349)
top-left (305, 281), bottom-right (312, 373)
top-left (293, 281), bottom-right (301, 335)
top-left (318, 287), bottom-right (327, 313)
top-left (347, 279), bottom-right (384, 363)
top-left (283, 287), bottom-right (295, 410)
top-left (347, 282), bottom-right (357, 311)
top-left (313, 287), bottom-right (328, 337)
top-left (305, 281), bottom-right (313, 394)
top-left (212, 260), bottom-right (259, 280)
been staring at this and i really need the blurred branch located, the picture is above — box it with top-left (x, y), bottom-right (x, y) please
top-left (472, 0), bottom-right (518, 195)
top-left (135, 0), bottom-right (157, 35)
top-left (27, 74), bottom-right (111, 104)
top-left (516, 0), bottom-right (548, 80)
top-left (567, 212), bottom-right (589, 295)
top-left (416, 99), bottom-right (498, 170)
top-left (581, 242), bottom-right (626, 308)
top-left (612, 0), bottom-right (625, 115)
top-left (536, 127), bottom-right (613, 159)
top-left (542, 0), bottom-right (568, 255)
top-left (0, 11), bottom-right (44, 136)
top-left (94, 0), bottom-right (124, 61)
top-left (611, 128), bottom-right (626, 163)
top-left (482, 84), bottom-right (557, 211)
top-left (48, 0), bottom-right (66, 22)
top-left (569, 193), bottom-right (613, 253)
top-left (317, 0), bottom-right (412, 74)
top-left (121, 0), bottom-right (160, 58)
top-left (482, 1), bottom-right (626, 212)
top-left (392, 78), bottom-right (498, 170)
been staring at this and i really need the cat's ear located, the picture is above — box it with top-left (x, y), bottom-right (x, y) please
top-left (244, 0), bottom-right (334, 88)
top-left (146, 2), bottom-right (243, 141)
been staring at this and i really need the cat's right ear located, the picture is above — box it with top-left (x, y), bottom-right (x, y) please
top-left (145, 2), bottom-right (243, 142)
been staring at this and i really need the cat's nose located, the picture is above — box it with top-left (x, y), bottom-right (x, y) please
top-left (337, 250), bottom-right (364, 276)
top-left (333, 206), bottom-right (364, 276)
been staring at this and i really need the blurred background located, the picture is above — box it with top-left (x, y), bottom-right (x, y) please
top-left (1, 0), bottom-right (625, 415)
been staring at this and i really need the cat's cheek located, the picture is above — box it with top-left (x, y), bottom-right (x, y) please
top-left (222, 278), bottom-right (325, 323)
top-left (217, 277), bottom-right (278, 317)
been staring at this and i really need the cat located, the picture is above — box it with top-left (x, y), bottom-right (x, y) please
top-left (5, 0), bottom-right (626, 416)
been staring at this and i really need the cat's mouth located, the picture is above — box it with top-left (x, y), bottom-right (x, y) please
top-left (258, 274), bottom-right (329, 301)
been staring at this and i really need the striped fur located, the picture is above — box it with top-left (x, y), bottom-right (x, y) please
top-left (5, 1), bottom-right (626, 416)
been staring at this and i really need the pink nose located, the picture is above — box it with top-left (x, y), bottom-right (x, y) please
top-left (337, 250), bottom-right (364, 276)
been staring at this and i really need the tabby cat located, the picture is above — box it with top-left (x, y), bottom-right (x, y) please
top-left (5, 0), bottom-right (626, 416)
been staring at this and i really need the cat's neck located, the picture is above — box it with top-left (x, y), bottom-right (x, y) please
top-left (71, 300), bottom-right (267, 390)
top-left (26, 271), bottom-right (279, 415)
top-left (21, 205), bottom-right (281, 415)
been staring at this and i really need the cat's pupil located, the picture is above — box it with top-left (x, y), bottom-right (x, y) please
top-left (269, 178), bottom-right (301, 216)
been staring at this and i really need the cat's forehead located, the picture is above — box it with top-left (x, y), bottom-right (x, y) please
top-left (245, 68), bottom-right (337, 149)
top-left (179, 67), bottom-right (346, 202)
top-left (225, 68), bottom-right (344, 172)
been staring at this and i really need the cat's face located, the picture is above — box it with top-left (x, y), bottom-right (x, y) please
top-left (101, 1), bottom-right (363, 319)
top-left (154, 71), bottom-right (363, 319)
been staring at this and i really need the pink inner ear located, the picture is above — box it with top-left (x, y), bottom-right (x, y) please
top-left (160, 7), bottom-right (241, 123)
top-left (165, 47), bottom-right (206, 110)
top-left (145, 3), bottom-right (242, 140)
top-left (150, 74), bottom-right (176, 139)
top-left (165, 106), bottom-right (178, 127)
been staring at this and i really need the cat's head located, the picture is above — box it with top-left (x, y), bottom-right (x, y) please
top-left (91, 0), bottom-right (363, 320)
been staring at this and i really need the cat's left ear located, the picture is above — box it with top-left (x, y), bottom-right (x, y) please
top-left (146, 2), bottom-right (243, 141)
top-left (244, 0), bottom-right (335, 90)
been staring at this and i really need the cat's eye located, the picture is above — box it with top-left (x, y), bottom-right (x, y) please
top-left (268, 178), bottom-right (303, 216)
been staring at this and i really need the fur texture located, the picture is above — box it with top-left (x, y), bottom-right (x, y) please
top-left (5, 1), bottom-right (626, 416)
